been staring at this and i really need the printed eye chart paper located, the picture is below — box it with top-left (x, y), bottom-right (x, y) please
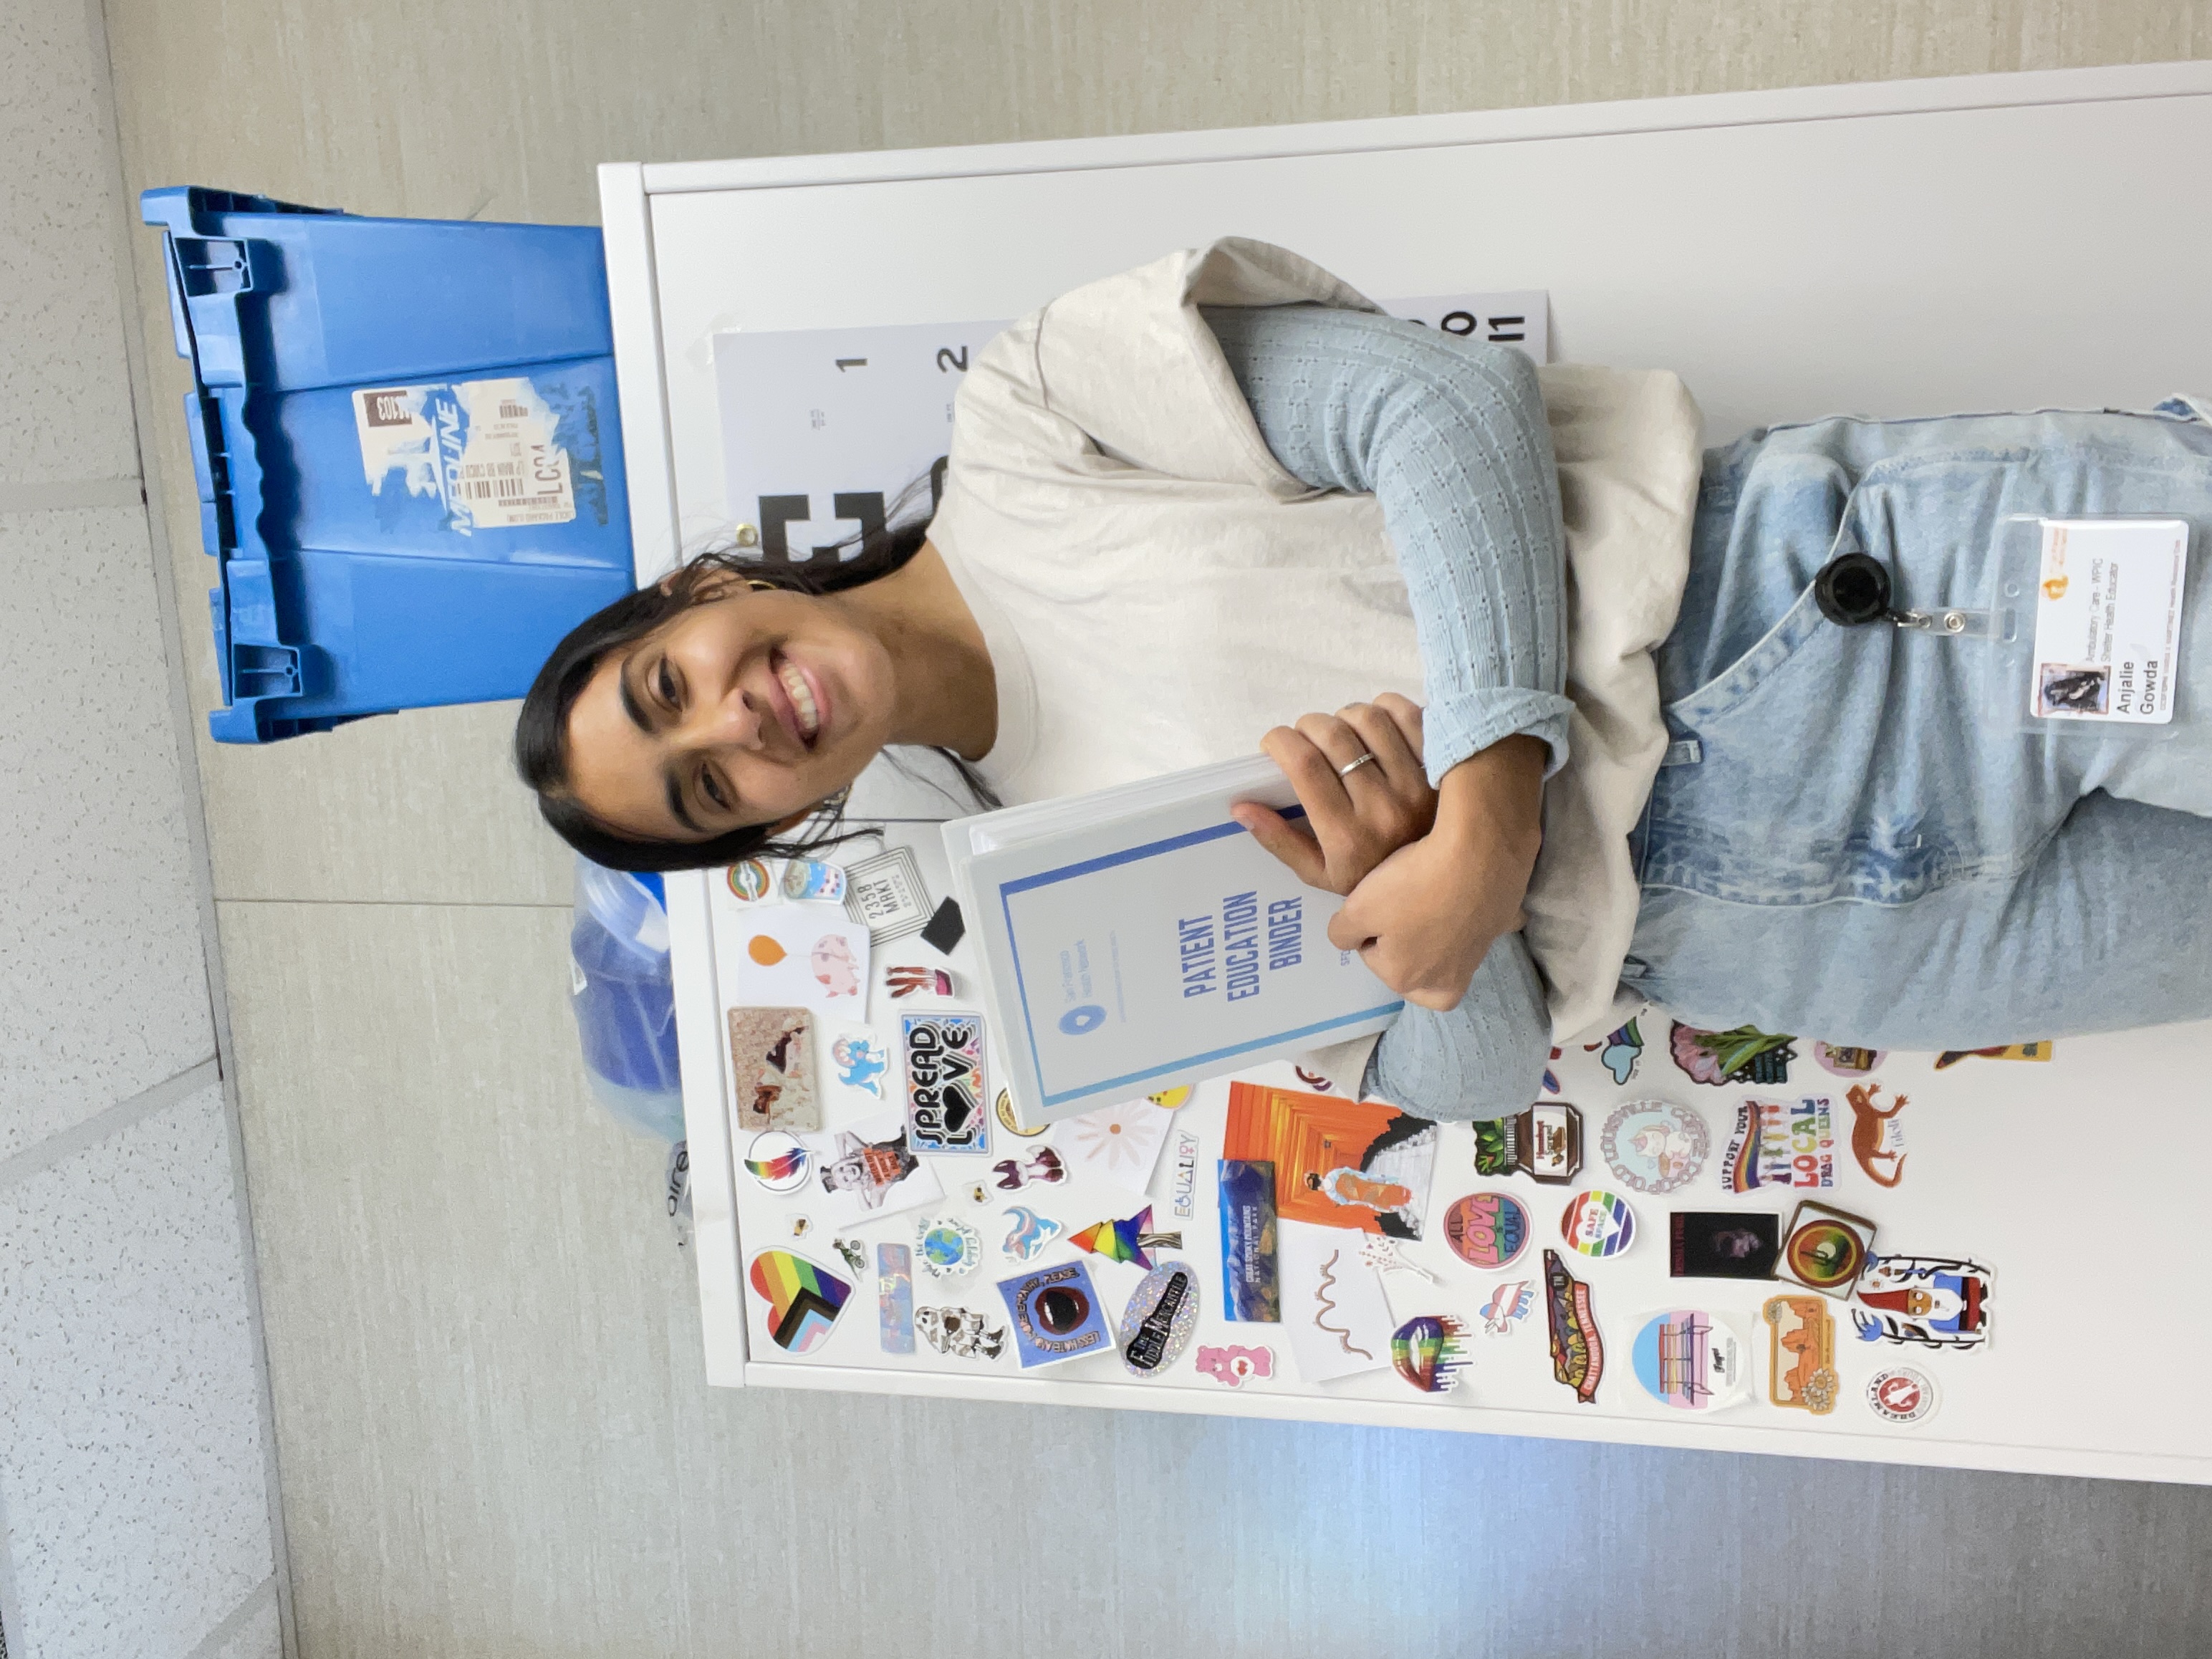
top-left (715, 320), bottom-right (1003, 564)
top-left (712, 293), bottom-right (1548, 566)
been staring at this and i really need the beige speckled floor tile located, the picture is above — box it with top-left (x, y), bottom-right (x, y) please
top-left (216, 899), bottom-right (686, 1655)
top-left (0, 1081), bottom-right (275, 1659)
top-left (0, 0), bottom-right (140, 486)
top-left (0, 506), bottom-right (213, 1154)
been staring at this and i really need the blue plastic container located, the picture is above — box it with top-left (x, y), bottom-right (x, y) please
top-left (570, 860), bottom-right (683, 1142)
top-left (142, 186), bottom-right (635, 742)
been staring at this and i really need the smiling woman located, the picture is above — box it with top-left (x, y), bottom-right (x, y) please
top-left (512, 501), bottom-right (1001, 872)
top-left (520, 236), bottom-right (2212, 1122)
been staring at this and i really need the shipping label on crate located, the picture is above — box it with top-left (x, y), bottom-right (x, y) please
top-left (712, 292), bottom-right (1546, 565)
top-left (353, 377), bottom-right (576, 532)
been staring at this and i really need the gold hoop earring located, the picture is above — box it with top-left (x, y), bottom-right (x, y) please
top-left (746, 578), bottom-right (775, 593)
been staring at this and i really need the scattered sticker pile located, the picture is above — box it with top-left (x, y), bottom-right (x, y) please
top-left (721, 886), bottom-right (2010, 1443)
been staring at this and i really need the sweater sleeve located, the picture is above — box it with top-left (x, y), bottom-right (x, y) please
top-left (1200, 302), bottom-right (1573, 784)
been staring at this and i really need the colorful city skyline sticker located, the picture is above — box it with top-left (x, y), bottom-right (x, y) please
top-left (1543, 1249), bottom-right (1604, 1405)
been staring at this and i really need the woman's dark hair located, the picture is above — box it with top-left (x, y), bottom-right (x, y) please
top-left (514, 477), bottom-right (996, 873)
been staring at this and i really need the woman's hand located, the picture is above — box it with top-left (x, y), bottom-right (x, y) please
top-left (1229, 696), bottom-right (1438, 895)
top-left (1330, 736), bottom-right (1547, 1010)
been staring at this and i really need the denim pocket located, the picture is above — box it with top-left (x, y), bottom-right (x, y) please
top-left (1662, 579), bottom-right (1830, 732)
top-left (1644, 476), bottom-right (1966, 907)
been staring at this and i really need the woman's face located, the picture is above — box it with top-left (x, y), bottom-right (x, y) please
top-left (562, 580), bottom-right (895, 843)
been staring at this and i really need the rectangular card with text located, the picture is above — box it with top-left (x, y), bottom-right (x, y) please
top-left (2029, 518), bottom-right (2188, 723)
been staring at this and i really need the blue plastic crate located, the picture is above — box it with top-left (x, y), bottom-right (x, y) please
top-left (143, 186), bottom-right (636, 742)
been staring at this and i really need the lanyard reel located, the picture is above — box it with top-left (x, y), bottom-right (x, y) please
top-left (1813, 552), bottom-right (1989, 636)
top-left (1814, 516), bottom-right (2195, 740)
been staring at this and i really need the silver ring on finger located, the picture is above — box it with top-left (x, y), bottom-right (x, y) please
top-left (1337, 750), bottom-right (1380, 779)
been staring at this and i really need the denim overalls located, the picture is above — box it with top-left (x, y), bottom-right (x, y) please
top-left (1625, 400), bottom-right (2212, 1047)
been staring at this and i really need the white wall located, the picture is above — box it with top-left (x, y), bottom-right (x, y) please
top-left (0, 1), bottom-right (289, 1655)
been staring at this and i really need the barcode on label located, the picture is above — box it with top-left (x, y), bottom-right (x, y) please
top-left (460, 456), bottom-right (558, 503)
top-left (499, 400), bottom-right (529, 420)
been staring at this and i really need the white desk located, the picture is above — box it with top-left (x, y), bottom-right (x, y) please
top-left (600, 60), bottom-right (2212, 1483)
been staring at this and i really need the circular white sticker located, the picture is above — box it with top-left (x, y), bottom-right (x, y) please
top-left (1866, 1365), bottom-right (1938, 1425)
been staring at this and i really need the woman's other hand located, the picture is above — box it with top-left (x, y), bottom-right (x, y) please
top-left (1331, 734), bottom-right (1546, 1010)
top-left (1231, 696), bottom-right (1437, 895)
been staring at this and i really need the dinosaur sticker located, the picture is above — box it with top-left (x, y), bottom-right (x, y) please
top-left (1845, 1082), bottom-right (1908, 1188)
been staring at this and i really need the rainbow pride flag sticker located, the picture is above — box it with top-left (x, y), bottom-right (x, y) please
top-left (748, 1250), bottom-right (852, 1354)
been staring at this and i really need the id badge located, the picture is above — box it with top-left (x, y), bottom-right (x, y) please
top-left (2026, 519), bottom-right (2188, 723)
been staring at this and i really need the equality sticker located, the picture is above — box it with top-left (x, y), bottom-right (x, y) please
top-left (1443, 1191), bottom-right (1532, 1270)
